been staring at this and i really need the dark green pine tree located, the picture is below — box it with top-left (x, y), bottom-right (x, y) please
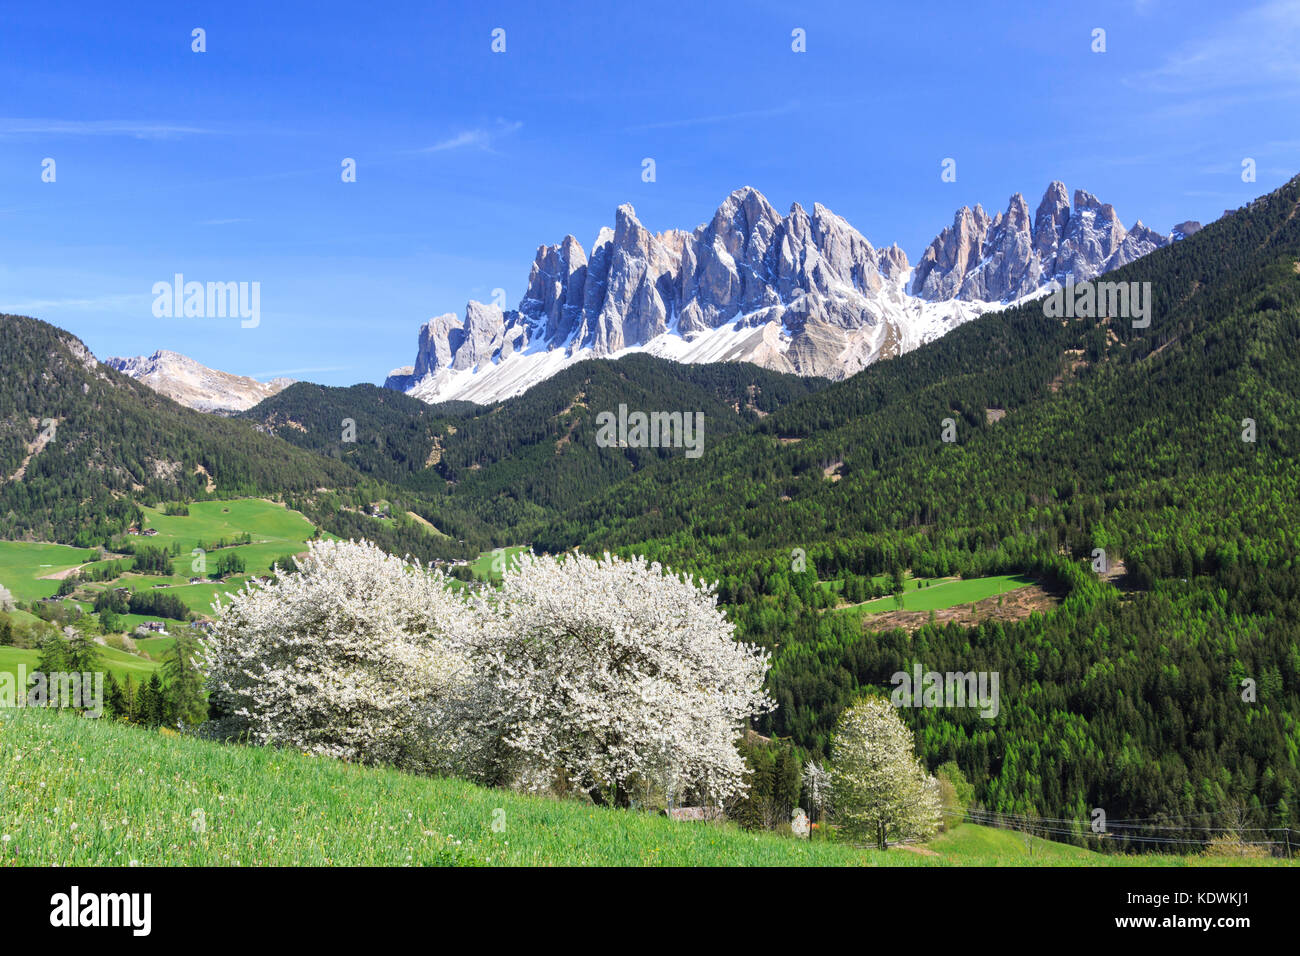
top-left (103, 673), bottom-right (125, 720)
top-left (138, 673), bottom-right (166, 727)
top-left (64, 626), bottom-right (100, 674)
top-left (121, 674), bottom-right (138, 723)
top-left (162, 632), bottom-right (208, 728)
top-left (35, 633), bottom-right (68, 674)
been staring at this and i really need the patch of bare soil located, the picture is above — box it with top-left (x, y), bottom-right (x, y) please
top-left (892, 843), bottom-right (940, 857)
top-left (194, 464), bottom-right (217, 493)
top-left (7, 418), bottom-right (57, 483)
top-left (38, 565), bottom-right (85, 581)
top-left (862, 584), bottom-right (1059, 634)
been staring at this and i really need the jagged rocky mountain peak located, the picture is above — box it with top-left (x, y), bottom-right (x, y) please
top-left (392, 182), bottom-right (1184, 404)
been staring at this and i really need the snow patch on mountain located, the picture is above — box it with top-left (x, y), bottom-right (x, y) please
top-left (387, 183), bottom-right (1190, 404)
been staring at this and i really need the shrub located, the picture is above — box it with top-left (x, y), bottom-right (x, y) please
top-left (464, 552), bottom-right (772, 806)
top-left (202, 539), bottom-right (474, 775)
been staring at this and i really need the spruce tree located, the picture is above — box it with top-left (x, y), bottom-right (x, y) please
top-left (162, 632), bottom-right (208, 727)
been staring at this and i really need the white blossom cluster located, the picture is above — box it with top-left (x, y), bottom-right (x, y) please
top-left (201, 539), bottom-right (475, 775)
top-left (202, 540), bottom-right (772, 805)
top-left (802, 760), bottom-right (830, 812)
top-left (465, 551), bottom-right (773, 805)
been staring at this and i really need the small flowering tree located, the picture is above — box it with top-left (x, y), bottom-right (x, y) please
top-left (802, 760), bottom-right (830, 823)
top-left (201, 539), bottom-right (476, 775)
top-left (466, 552), bottom-right (772, 806)
top-left (828, 696), bottom-right (942, 848)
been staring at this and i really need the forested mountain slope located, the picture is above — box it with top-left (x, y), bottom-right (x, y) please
top-left (246, 355), bottom-right (827, 544)
top-left (531, 175), bottom-right (1300, 843)
top-left (0, 315), bottom-right (358, 546)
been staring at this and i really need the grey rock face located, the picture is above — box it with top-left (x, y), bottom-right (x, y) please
top-left (393, 182), bottom-right (1184, 403)
top-left (105, 349), bottom-right (294, 413)
top-left (913, 182), bottom-right (1186, 303)
top-left (399, 185), bottom-right (908, 394)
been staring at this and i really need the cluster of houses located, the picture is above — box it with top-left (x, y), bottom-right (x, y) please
top-left (126, 528), bottom-right (159, 536)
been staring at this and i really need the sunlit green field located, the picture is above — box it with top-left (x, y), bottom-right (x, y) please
top-left (1, 710), bottom-right (1288, 867)
top-left (0, 709), bottom-right (877, 867)
top-left (134, 499), bottom-right (321, 583)
top-left (841, 574), bottom-right (1037, 616)
top-left (470, 545), bottom-right (529, 581)
top-left (0, 644), bottom-right (159, 686)
top-left (0, 541), bottom-right (98, 603)
top-left (0, 499), bottom-right (322, 628)
top-left (132, 636), bottom-right (176, 661)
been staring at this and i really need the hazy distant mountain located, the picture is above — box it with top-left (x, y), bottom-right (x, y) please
top-left (105, 349), bottom-right (295, 413)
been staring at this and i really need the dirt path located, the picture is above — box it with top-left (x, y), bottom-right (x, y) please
top-left (892, 843), bottom-right (940, 857)
top-left (7, 419), bottom-right (58, 483)
top-left (861, 584), bottom-right (1059, 633)
top-left (38, 565), bottom-right (85, 581)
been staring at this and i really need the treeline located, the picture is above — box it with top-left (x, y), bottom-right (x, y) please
top-left (525, 174), bottom-right (1300, 842)
top-left (95, 588), bottom-right (192, 622)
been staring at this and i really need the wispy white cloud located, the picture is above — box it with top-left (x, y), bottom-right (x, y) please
top-left (0, 118), bottom-right (215, 139)
top-left (419, 120), bottom-right (522, 154)
top-left (0, 293), bottom-right (142, 313)
top-left (1129, 0), bottom-right (1300, 93)
top-left (249, 365), bottom-right (349, 378)
top-left (625, 102), bottom-right (801, 133)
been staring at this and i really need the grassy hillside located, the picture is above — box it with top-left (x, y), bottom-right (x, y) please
top-left (0, 499), bottom-right (327, 633)
top-left (0, 314), bottom-right (358, 546)
top-left (839, 574), bottom-right (1036, 617)
top-left (0, 541), bottom-right (96, 603)
top-left (1, 710), bottom-right (1288, 866)
top-left (0, 644), bottom-right (158, 686)
top-left (0, 710), bottom-right (873, 866)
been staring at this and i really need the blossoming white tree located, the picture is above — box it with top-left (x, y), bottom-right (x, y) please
top-left (201, 539), bottom-right (476, 775)
top-left (802, 760), bottom-right (830, 823)
top-left (465, 551), bottom-right (772, 806)
top-left (828, 696), bottom-right (941, 848)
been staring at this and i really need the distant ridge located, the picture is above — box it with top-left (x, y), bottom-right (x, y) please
top-left (105, 349), bottom-right (294, 413)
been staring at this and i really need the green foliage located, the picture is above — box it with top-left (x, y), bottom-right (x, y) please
top-left (131, 545), bottom-right (174, 575)
top-left (525, 175), bottom-right (1300, 845)
top-left (731, 735), bottom-right (804, 830)
top-left (127, 590), bottom-right (192, 623)
top-left (162, 632), bottom-right (207, 728)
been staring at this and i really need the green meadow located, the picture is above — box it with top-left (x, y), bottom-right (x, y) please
top-left (840, 574), bottom-right (1037, 617)
top-left (0, 541), bottom-right (98, 603)
top-left (0, 499), bottom-right (323, 628)
top-left (134, 499), bottom-right (322, 581)
top-left (0, 710), bottom-right (1288, 867)
top-left (470, 545), bottom-right (530, 581)
top-left (0, 644), bottom-right (158, 687)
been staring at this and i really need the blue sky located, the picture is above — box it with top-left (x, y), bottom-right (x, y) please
top-left (1, 0), bottom-right (1297, 386)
